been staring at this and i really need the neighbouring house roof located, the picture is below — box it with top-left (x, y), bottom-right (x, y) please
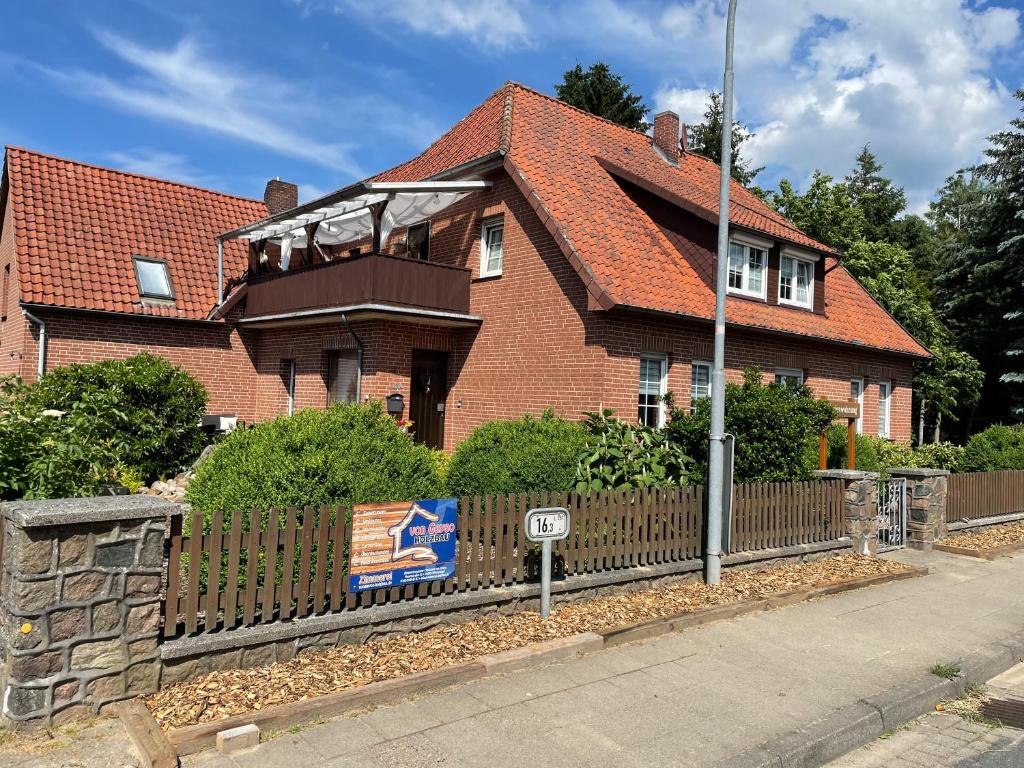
top-left (1, 146), bottom-right (265, 319)
top-left (375, 82), bottom-right (930, 359)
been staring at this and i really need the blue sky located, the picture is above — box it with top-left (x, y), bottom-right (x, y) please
top-left (2, 0), bottom-right (1022, 212)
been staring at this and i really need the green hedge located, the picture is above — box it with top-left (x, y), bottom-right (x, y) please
top-left (445, 411), bottom-right (587, 497)
top-left (186, 401), bottom-right (443, 515)
top-left (960, 424), bottom-right (1024, 472)
top-left (0, 354), bottom-right (206, 500)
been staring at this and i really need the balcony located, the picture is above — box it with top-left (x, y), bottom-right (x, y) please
top-left (241, 252), bottom-right (478, 328)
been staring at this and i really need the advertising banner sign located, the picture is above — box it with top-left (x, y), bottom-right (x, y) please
top-left (348, 497), bottom-right (457, 592)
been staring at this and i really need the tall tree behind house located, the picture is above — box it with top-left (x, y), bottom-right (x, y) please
top-left (686, 92), bottom-right (765, 187)
top-left (555, 62), bottom-right (650, 131)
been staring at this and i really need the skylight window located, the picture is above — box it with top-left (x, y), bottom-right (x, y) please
top-left (133, 256), bottom-right (174, 299)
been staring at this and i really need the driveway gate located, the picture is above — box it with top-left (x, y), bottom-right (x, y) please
top-left (876, 477), bottom-right (907, 551)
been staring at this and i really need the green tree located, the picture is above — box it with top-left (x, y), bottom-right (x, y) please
top-left (686, 91), bottom-right (764, 186)
top-left (765, 171), bottom-right (865, 252)
top-left (555, 62), bottom-right (650, 131)
top-left (843, 145), bottom-right (908, 241)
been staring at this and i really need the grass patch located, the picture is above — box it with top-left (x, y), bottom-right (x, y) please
top-left (931, 662), bottom-right (961, 680)
top-left (939, 684), bottom-right (1002, 728)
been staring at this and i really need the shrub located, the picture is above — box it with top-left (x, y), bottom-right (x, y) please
top-left (667, 369), bottom-right (836, 484)
top-left (823, 424), bottom-right (884, 474)
top-left (960, 424), bottom-right (1024, 473)
top-left (445, 411), bottom-right (587, 497)
top-left (824, 427), bottom-right (967, 474)
top-left (911, 442), bottom-right (965, 472)
top-left (186, 401), bottom-right (443, 515)
top-left (0, 354), bottom-right (206, 500)
top-left (575, 409), bottom-right (689, 491)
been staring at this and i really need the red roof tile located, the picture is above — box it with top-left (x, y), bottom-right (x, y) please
top-left (3, 146), bottom-right (265, 319)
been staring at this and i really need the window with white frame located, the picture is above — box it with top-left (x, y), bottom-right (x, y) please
top-left (133, 256), bottom-right (174, 299)
top-left (774, 368), bottom-right (804, 388)
top-left (480, 218), bottom-right (504, 277)
top-left (282, 359), bottom-right (296, 416)
top-left (727, 239), bottom-right (767, 299)
top-left (877, 380), bottom-right (892, 438)
top-left (779, 253), bottom-right (814, 308)
top-left (850, 377), bottom-right (864, 433)
top-left (638, 354), bottom-right (668, 428)
top-left (691, 360), bottom-right (711, 407)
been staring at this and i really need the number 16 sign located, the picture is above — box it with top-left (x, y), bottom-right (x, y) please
top-left (525, 507), bottom-right (569, 619)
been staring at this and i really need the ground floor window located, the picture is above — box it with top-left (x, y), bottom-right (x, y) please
top-left (282, 359), bottom-right (296, 416)
top-left (774, 368), bottom-right (804, 388)
top-left (638, 354), bottom-right (668, 428)
top-left (691, 360), bottom-right (711, 408)
top-left (327, 349), bottom-right (360, 404)
top-left (878, 380), bottom-right (892, 438)
top-left (850, 377), bottom-right (864, 433)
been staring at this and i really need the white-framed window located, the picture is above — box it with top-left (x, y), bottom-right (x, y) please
top-left (778, 254), bottom-right (814, 308)
top-left (850, 377), bottom-right (864, 434)
top-left (727, 239), bottom-right (768, 299)
top-left (690, 360), bottom-right (711, 407)
top-left (877, 380), bottom-right (892, 438)
top-left (327, 349), bottom-right (360, 405)
top-left (775, 368), bottom-right (804, 388)
top-left (133, 256), bottom-right (174, 299)
top-left (638, 353), bottom-right (668, 428)
top-left (283, 359), bottom-right (296, 416)
top-left (480, 218), bottom-right (504, 277)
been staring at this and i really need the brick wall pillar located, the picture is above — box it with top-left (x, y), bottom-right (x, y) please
top-left (815, 470), bottom-right (879, 556)
top-left (888, 468), bottom-right (948, 551)
top-left (0, 496), bottom-right (176, 725)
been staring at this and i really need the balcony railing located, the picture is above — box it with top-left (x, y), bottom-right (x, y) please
top-left (243, 252), bottom-right (473, 321)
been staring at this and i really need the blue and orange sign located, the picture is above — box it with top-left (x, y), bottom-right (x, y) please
top-left (348, 497), bottom-right (457, 592)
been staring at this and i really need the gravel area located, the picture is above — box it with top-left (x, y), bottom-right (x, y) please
top-left (147, 554), bottom-right (910, 730)
top-left (946, 520), bottom-right (1024, 550)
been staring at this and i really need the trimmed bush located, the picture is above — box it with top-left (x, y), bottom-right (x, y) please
top-left (445, 411), bottom-right (587, 497)
top-left (960, 424), bottom-right (1024, 473)
top-left (575, 409), bottom-right (689, 491)
top-left (186, 401), bottom-right (443, 514)
top-left (911, 442), bottom-right (965, 472)
top-left (824, 427), bottom-right (967, 475)
top-left (0, 354), bottom-right (206, 500)
top-left (667, 369), bottom-right (836, 484)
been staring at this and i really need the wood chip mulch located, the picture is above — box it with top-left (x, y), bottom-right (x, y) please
top-left (946, 520), bottom-right (1024, 550)
top-left (147, 555), bottom-right (910, 730)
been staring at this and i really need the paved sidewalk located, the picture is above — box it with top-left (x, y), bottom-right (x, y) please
top-left (180, 548), bottom-right (1024, 768)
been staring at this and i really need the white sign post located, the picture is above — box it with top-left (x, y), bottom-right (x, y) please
top-left (525, 507), bottom-right (570, 618)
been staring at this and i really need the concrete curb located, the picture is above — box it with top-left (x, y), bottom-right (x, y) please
top-left (112, 699), bottom-right (177, 768)
top-left (712, 636), bottom-right (1024, 768)
top-left (934, 541), bottom-right (1024, 560)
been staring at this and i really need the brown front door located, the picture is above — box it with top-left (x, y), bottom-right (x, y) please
top-left (409, 350), bottom-right (447, 449)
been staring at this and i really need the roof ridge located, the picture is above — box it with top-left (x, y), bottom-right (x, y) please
top-left (499, 82), bottom-right (515, 154)
top-left (4, 145), bottom-right (264, 206)
top-left (506, 81), bottom-right (657, 141)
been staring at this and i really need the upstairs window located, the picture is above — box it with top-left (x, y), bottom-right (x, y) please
top-left (133, 256), bottom-right (174, 300)
top-left (691, 360), bottom-right (711, 406)
top-left (779, 254), bottom-right (814, 308)
top-left (407, 222), bottom-right (430, 261)
top-left (727, 240), bottom-right (767, 299)
top-left (638, 354), bottom-right (668, 428)
top-left (480, 218), bottom-right (504, 277)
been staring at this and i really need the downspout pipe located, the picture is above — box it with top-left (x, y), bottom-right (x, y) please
top-left (216, 238), bottom-right (224, 306)
top-left (22, 308), bottom-right (46, 379)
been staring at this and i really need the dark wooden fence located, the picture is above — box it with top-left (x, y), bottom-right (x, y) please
top-left (946, 470), bottom-right (1024, 523)
top-left (165, 480), bottom-right (846, 638)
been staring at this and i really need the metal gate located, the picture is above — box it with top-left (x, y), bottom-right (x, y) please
top-left (876, 477), bottom-right (907, 552)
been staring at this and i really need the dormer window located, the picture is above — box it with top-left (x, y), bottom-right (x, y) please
top-left (133, 256), bottom-right (174, 300)
top-left (727, 236), bottom-right (768, 299)
top-left (779, 250), bottom-right (815, 309)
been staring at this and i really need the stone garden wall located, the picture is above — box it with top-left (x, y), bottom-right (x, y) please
top-left (0, 496), bottom-right (174, 724)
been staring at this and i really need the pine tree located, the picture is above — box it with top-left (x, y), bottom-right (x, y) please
top-left (686, 91), bottom-right (764, 186)
top-left (843, 145), bottom-right (907, 241)
top-left (555, 63), bottom-right (650, 131)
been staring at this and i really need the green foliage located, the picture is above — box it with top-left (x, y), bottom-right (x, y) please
top-left (911, 442), bottom-right (966, 472)
top-left (667, 369), bottom-right (835, 484)
top-left (0, 354), bottom-right (207, 500)
top-left (574, 409), bottom-right (689, 492)
top-left (686, 91), bottom-right (764, 186)
top-left (186, 401), bottom-right (443, 514)
top-left (824, 424), bottom-right (966, 474)
top-left (445, 411), bottom-right (587, 497)
top-left (960, 424), bottom-right (1024, 473)
top-left (765, 171), bottom-right (866, 252)
top-left (843, 145), bottom-right (908, 242)
top-left (555, 62), bottom-right (650, 131)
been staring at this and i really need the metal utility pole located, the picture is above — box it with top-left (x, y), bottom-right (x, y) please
top-left (705, 0), bottom-right (738, 586)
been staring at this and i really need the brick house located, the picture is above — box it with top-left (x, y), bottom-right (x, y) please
top-left (0, 83), bottom-right (928, 451)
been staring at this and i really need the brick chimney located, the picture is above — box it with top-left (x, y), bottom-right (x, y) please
top-left (264, 178), bottom-right (298, 214)
top-left (653, 111), bottom-right (681, 160)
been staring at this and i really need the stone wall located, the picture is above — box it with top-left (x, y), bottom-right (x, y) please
top-left (889, 468), bottom-right (949, 550)
top-left (0, 496), bottom-right (174, 725)
top-left (814, 470), bottom-right (879, 556)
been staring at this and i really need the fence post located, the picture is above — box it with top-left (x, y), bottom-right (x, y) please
top-left (888, 468), bottom-right (948, 551)
top-left (0, 495), bottom-right (176, 725)
top-left (814, 470), bottom-right (878, 556)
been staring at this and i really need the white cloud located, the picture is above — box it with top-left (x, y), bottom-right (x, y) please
top-left (334, 0), bottom-right (530, 50)
top-left (105, 148), bottom-right (221, 188)
top-left (653, 85), bottom-right (710, 126)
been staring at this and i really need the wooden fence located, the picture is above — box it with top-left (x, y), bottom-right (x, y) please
top-left (946, 470), bottom-right (1024, 523)
top-left (164, 479), bottom-right (846, 638)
